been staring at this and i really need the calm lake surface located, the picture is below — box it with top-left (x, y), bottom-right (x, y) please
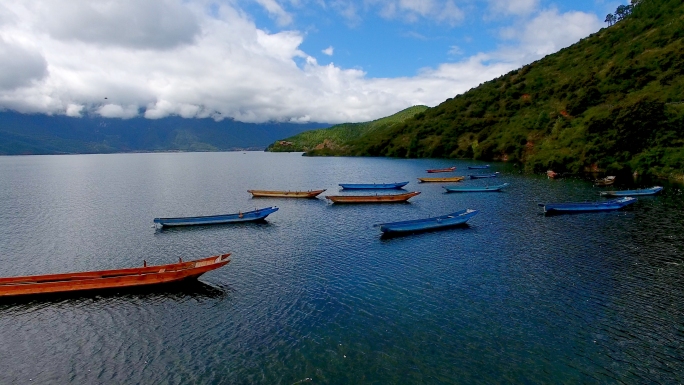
top-left (0, 152), bottom-right (683, 384)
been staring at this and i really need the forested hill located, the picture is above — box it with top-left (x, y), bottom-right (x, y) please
top-left (267, 105), bottom-right (428, 154)
top-left (0, 112), bottom-right (328, 155)
top-left (272, 0), bottom-right (684, 179)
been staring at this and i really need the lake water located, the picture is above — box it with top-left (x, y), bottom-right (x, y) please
top-left (0, 152), bottom-right (682, 384)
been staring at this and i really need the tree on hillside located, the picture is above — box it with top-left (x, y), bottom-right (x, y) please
top-left (605, 13), bottom-right (616, 26)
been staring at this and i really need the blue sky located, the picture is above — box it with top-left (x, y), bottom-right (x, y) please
top-left (0, 0), bottom-right (625, 123)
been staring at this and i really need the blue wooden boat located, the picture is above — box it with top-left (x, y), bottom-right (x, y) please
top-left (467, 165), bottom-right (490, 169)
top-left (599, 186), bottom-right (663, 197)
top-left (374, 209), bottom-right (478, 234)
top-left (153, 207), bottom-right (278, 227)
top-left (538, 197), bottom-right (636, 214)
top-left (443, 183), bottom-right (509, 192)
top-left (338, 181), bottom-right (409, 189)
top-left (469, 172), bottom-right (499, 179)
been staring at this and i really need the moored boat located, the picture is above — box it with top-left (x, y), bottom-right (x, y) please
top-left (325, 191), bottom-right (420, 203)
top-left (426, 166), bottom-right (456, 173)
top-left (418, 176), bottom-right (465, 183)
top-left (248, 189), bottom-right (326, 198)
top-left (443, 183), bottom-right (510, 193)
top-left (154, 207), bottom-right (278, 227)
top-left (339, 181), bottom-right (409, 189)
top-left (0, 254), bottom-right (231, 298)
top-left (467, 165), bottom-right (490, 169)
top-left (538, 197), bottom-right (636, 214)
top-left (374, 209), bottom-right (478, 234)
top-left (547, 170), bottom-right (559, 179)
top-left (469, 172), bottom-right (500, 179)
top-left (594, 175), bottom-right (616, 186)
top-left (600, 186), bottom-right (663, 197)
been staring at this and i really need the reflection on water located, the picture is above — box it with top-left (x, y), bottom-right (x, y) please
top-left (0, 152), bottom-right (682, 384)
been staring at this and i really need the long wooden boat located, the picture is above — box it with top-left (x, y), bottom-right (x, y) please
top-left (469, 172), bottom-right (500, 179)
top-left (426, 166), bottom-right (456, 173)
top-left (153, 207), bottom-right (278, 227)
top-left (0, 254), bottom-right (231, 298)
top-left (600, 186), bottom-right (663, 197)
top-left (374, 209), bottom-right (478, 234)
top-left (325, 191), bottom-right (420, 203)
top-left (538, 197), bottom-right (636, 214)
top-left (443, 183), bottom-right (510, 193)
top-left (467, 165), bottom-right (490, 170)
top-left (338, 182), bottom-right (409, 189)
top-left (417, 176), bottom-right (465, 183)
top-left (594, 176), bottom-right (616, 186)
top-left (248, 189), bottom-right (326, 198)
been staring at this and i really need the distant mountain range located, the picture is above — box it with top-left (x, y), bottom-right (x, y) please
top-left (0, 111), bottom-right (329, 155)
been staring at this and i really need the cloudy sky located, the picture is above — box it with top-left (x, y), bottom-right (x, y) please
top-left (0, 0), bottom-right (622, 124)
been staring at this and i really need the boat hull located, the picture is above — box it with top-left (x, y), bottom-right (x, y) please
top-left (248, 189), bottom-right (325, 198)
top-left (426, 167), bottom-right (456, 173)
top-left (338, 182), bottom-right (409, 189)
top-left (600, 186), bottom-right (663, 197)
top-left (467, 165), bottom-right (490, 169)
top-left (325, 191), bottom-right (420, 203)
top-left (0, 254), bottom-right (231, 297)
top-left (154, 207), bottom-right (278, 227)
top-left (539, 197), bottom-right (636, 214)
top-left (375, 209), bottom-right (478, 234)
top-left (443, 183), bottom-right (509, 192)
top-left (468, 172), bottom-right (499, 179)
top-left (594, 176), bottom-right (616, 186)
top-left (418, 176), bottom-right (465, 183)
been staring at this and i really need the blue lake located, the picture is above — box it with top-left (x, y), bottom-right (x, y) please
top-left (0, 152), bottom-right (682, 384)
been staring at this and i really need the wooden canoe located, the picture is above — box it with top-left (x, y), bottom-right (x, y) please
top-left (0, 254), bottom-right (231, 297)
top-left (538, 197), bottom-right (636, 214)
top-left (443, 183), bottom-right (510, 192)
top-left (594, 176), bottom-right (616, 186)
top-left (374, 209), bottom-right (478, 234)
top-left (418, 176), bottom-right (465, 183)
top-left (467, 165), bottom-right (490, 169)
top-left (426, 166), bottom-right (456, 173)
top-left (248, 189), bottom-right (326, 198)
top-left (338, 182), bottom-right (409, 189)
top-left (154, 207), bottom-right (278, 227)
top-left (600, 186), bottom-right (663, 197)
top-left (468, 172), bottom-right (500, 179)
top-left (325, 191), bottom-right (420, 203)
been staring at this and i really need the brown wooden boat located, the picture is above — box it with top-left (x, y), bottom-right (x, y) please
top-left (325, 191), bottom-right (420, 203)
top-left (426, 166), bottom-right (456, 173)
top-left (594, 176), bottom-right (616, 186)
top-left (248, 189), bottom-right (326, 198)
top-left (0, 254), bottom-right (231, 297)
top-left (417, 176), bottom-right (465, 183)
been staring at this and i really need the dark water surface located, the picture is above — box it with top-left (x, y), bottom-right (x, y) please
top-left (0, 152), bottom-right (683, 384)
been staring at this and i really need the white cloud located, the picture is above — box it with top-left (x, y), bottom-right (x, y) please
top-left (322, 46), bottom-right (334, 55)
top-left (0, 38), bottom-right (47, 90)
top-left (0, 1), bottom-right (604, 124)
top-left (487, 0), bottom-right (539, 16)
top-left (371, 0), bottom-right (464, 25)
top-left (448, 45), bottom-right (462, 56)
top-left (255, 0), bottom-right (294, 26)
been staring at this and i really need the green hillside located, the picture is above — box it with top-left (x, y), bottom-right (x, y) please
top-left (267, 105), bottom-right (428, 155)
top-left (270, 0), bottom-right (684, 179)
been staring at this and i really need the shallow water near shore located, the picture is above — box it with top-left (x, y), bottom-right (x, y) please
top-left (0, 152), bottom-right (682, 384)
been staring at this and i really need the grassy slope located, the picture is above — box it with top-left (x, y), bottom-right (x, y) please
top-left (275, 0), bottom-right (684, 179)
top-left (267, 105), bottom-right (428, 154)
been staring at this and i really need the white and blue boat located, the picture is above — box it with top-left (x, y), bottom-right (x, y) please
top-left (374, 209), bottom-right (478, 234)
top-left (154, 207), bottom-right (279, 227)
top-left (468, 172), bottom-right (499, 179)
top-left (467, 164), bottom-right (490, 169)
top-left (599, 186), bottom-right (663, 197)
top-left (339, 181), bottom-right (409, 189)
top-left (443, 183), bottom-right (509, 193)
top-left (538, 197), bottom-right (636, 214)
